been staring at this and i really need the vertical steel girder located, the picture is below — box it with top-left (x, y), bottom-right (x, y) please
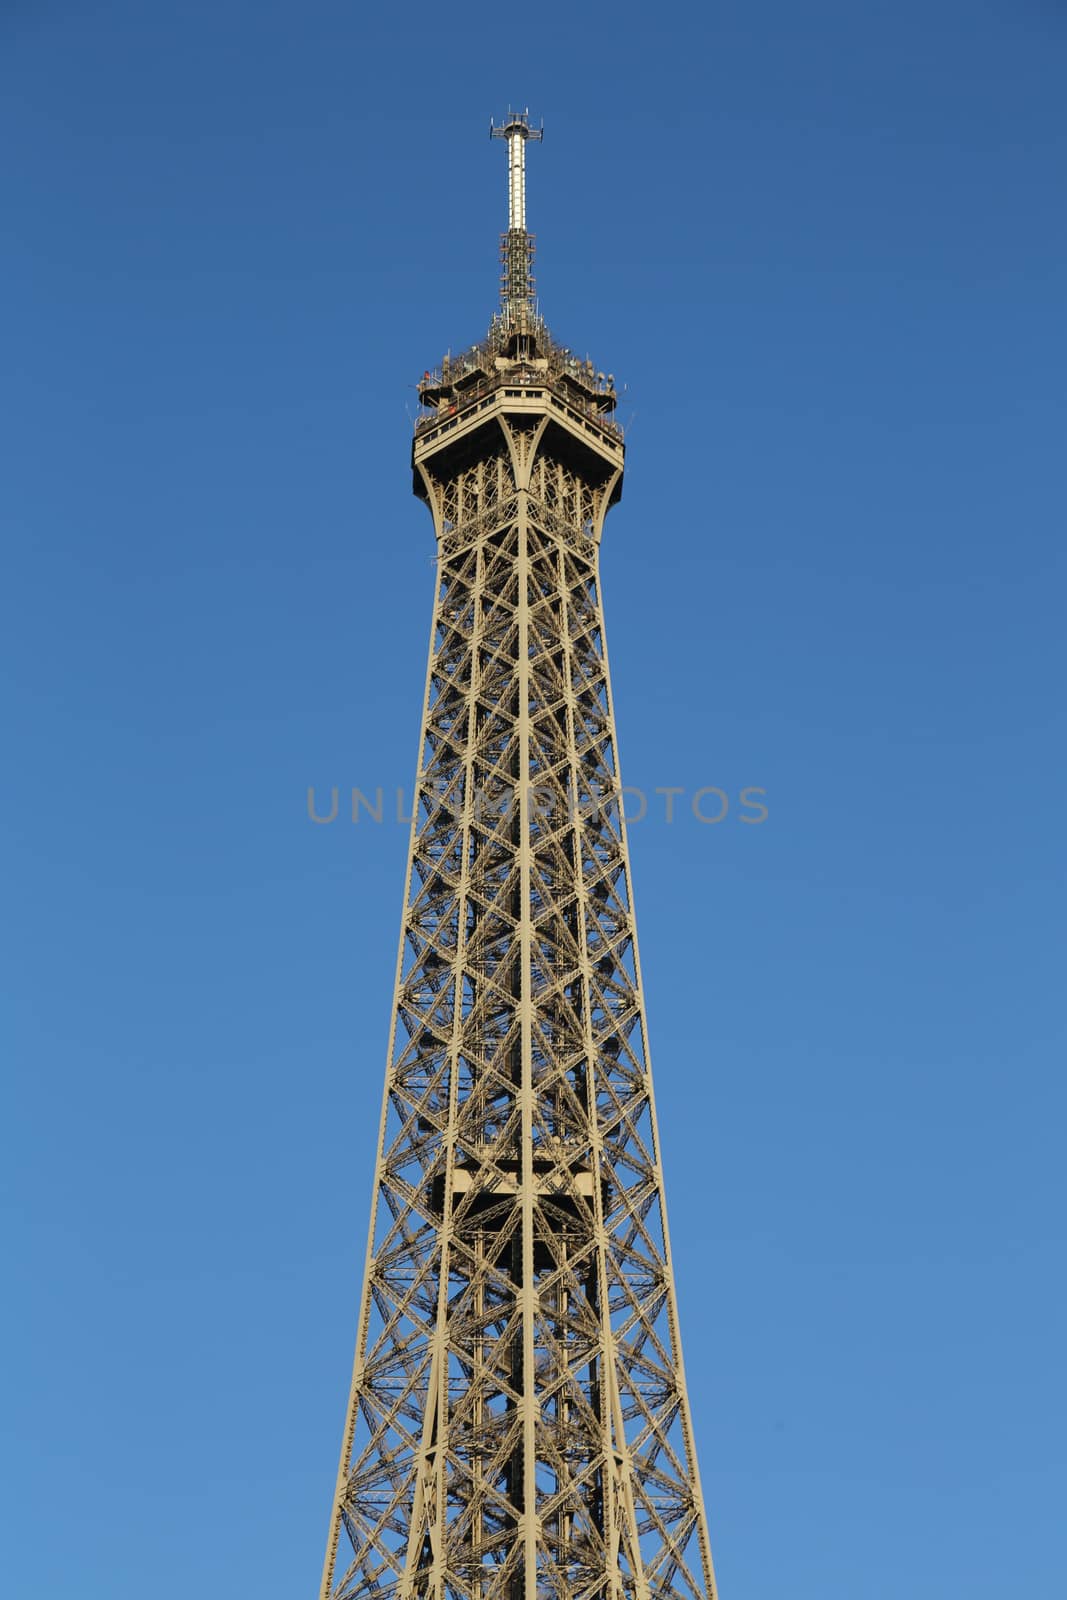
top-left (318, 407), bottom-right (718, 1600)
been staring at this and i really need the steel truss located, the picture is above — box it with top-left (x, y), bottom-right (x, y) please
top-left (318, 385), bottom-right (718, 1600)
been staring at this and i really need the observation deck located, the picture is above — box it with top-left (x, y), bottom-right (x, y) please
top-left (412, 316), bottom-right (624, 504)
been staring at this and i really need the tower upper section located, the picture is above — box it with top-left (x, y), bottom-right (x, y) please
top-left (412, 112), bottom-right (623, 532)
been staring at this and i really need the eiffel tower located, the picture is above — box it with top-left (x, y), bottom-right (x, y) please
top-left (317, 112), bottom-right (719, 1600)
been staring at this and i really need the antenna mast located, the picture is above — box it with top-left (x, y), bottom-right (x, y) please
top-left (490, 109), bottom-right (543, 326)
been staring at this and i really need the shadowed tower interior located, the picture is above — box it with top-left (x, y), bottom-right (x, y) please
top-left (317, 110), bottom-right (719, 1600)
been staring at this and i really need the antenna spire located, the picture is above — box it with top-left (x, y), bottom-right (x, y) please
top-left (490, 109), bottom-right (543, 325)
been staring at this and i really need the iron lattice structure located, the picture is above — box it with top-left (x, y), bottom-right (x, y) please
top-left (319, 114), bottom-right (718, 1600)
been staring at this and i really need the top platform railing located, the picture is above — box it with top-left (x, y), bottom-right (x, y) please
top-left (415, 328), bottom-right (620, 441)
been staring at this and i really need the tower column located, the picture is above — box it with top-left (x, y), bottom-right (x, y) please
top-left (516, 488), bottom-right (539, 1600)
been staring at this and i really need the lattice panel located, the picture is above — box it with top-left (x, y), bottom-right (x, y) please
top-left (320, 421), bottom-right (716, 1600)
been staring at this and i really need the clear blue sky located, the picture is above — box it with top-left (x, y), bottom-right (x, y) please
top-left (3, 2), bottom-right (1065, 1596)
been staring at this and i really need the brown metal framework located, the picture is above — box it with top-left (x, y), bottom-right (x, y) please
top-left (317, 116), bottom-right (718, 1600)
